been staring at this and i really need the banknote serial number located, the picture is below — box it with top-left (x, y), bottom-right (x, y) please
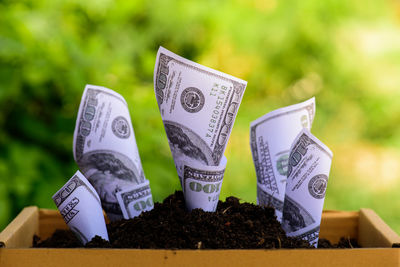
top-left (206, 83), bottom-right (228, 142)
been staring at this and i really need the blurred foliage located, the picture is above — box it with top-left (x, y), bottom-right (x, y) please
top-left (1, 0), bottom-right (400, 234)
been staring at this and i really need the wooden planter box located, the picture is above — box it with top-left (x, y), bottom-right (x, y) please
top-left (0, 207), bottom-right (400, 266)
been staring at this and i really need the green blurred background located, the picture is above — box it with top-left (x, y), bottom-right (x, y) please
top-left (1, 0), bottom-right (400, 234)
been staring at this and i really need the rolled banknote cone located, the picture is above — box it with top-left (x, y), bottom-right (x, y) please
top-left (183, 156), bottom-right (227, 211)
top-left (52, 171), bottom-right (109, 245)
top-left (73, 84), bottom-right (153, 221)
top-left (250, 97), bottom-right (315, 221)
top-left (154, 47), bottom-right (247, 211)
top-left (281, 129), bottom-right (333, 247)
top-left (116, 180), bottom-right (153, 219)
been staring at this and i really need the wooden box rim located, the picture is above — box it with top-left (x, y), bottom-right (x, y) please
top-left (1, 207), bottom-right (400, 267)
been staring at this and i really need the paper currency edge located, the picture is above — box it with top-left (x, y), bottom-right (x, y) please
top-left (290, 128), bottom-right (333, 159)
top-left (156, 46), bottom-right (248, 86)
top-left (249, 97), bottom-right (315, 129)
top-left (51, 170), bottom-right (101, 206)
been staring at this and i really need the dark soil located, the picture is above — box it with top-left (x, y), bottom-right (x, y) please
top-left (33, 191), bottom-right (358, 249)
top-left (318, 237), bottom-right (360, 248)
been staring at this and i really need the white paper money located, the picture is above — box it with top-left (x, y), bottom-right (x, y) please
top-left (250, 97), bottom-right (315, 221)
top-left (73, 84), bottom-right (153, 221)
top-left (154, 47), bottom-right (247, 211)
top-left (183, 156), bottom-right (227, 211)
top-left (116, 180), bottom-right (153, 219)
top-left (52, 170), bottom-right (109, 245)
top-left (281, 129), bottom-right (333, 247)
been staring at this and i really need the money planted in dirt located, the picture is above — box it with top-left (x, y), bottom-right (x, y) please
top-left (52, 170), bottom-right (109, 245)
top-left (250, 98), bottom-right (315, 221)
top-left (281, 129), bottom-right (333, 247)
top-left (154, 47), bottom-right (247, 211)
top-left (73, 85), bottom-right (153, 221)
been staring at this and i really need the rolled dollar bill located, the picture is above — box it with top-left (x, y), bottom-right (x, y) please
top-left (116, 180), bottom-right (153, 219)
top-left (281, 129), bottom-right (333, 247)
top-left (52, 170), bottom-right (109, 245)
top-left (154, 47), bottom-right (247, 211)
top-left (250, 97), bottom-right (315, 221)
top-left (73, 84), bottom-right (153, 221)
top-left (183, 156), bottom-right (227, 211)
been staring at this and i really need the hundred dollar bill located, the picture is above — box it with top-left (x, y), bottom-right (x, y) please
top-left (183, 156), bottom-right (227, 211)
top-left (116, 180), bottom-right (153, 219)
top-left (250, 97), bottom-right (315, 221)
top-left (73, 84), bottom-right (153, 221)
top-left (281, 129), bottom-right (333, 247)
top-left (154, 47), bottom-right (247, 211)
top-left (52, 171), bottom-right (109, 245)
